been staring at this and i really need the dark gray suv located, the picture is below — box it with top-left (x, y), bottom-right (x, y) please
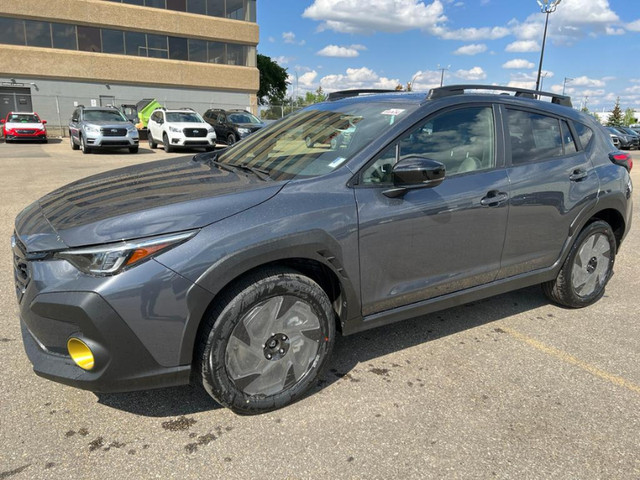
top-left (13, 85), bottom-right (633, 414)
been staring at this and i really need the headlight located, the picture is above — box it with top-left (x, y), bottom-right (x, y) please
top-left (54, 231), bottom-right (196, 276)
top-left (169, 126), bottom-right (182, 133)
top-left (84, 125), bottom-right (100, 135)
top-left (207, 127), bottom-right (215, 134)
top-left (127, 125), bottom-right (138, 133)
top-left (237, 128), bottom-right (250, 135)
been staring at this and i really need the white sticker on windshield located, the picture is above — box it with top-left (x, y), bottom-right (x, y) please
top-left (381, 109), bottom-right (405, 116)
top-left (328, 157), bottom-right (347, 169)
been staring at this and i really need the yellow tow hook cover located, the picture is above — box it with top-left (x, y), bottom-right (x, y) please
top-left (67, 338), bottom-right (95, 370)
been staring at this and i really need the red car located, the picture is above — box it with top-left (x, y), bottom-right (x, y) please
top-left (1, 112), bottom-right (48, 142)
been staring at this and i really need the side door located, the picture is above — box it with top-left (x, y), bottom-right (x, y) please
top-left (496, 106), bottom-right (599, 279)
top-left (354, 105), bottom-right (510, 317)
top-left (149, 111), bottom-right (162, 142)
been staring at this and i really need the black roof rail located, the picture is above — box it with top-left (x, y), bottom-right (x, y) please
top-left (327, 89), bottom-right (398, 101)
top-left (427, 84), bottom-right (572, 107)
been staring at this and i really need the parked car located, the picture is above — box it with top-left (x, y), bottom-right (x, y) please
top-left (69, 106), bottom-right (139, 154)
top-left (1, 112), bottom-right (47, 142)
top-left (147, 108), bottom-right (216, 153)
top-left (606, 126), bottom-right (637, 150)
top-left (615, 126), bottom-right (640, 148)
top-left (609, 132), bottom-right (621, 148)
top-left (13, 85), bottom-right (633, 414)
top-left (203, 109), bottom-right (264, 145)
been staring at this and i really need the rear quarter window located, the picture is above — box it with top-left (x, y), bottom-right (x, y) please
top-left (573, 122), bottom-right (594, 150)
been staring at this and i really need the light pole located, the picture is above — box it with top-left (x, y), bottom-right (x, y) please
top-left (437, 64), bottom-right (450, 87)
top-left (562, 76), bottom-right (573, 95)
top-left (535, 0), bottom-right (562, 92)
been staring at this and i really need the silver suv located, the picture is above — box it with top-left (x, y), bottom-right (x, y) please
top-left (69, 106), bottom-right (139, 154)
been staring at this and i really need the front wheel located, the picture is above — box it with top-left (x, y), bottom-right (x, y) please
top-left (80, 135), bottom-right (91, 154)
top-left (148, 133), bottom-right (157, 149)
top-left (197, 268), bottom-right (335, 414)
top-left (227, 133), bottom-right (236, 145)
top-left (129, 146), bottom-right (139, 153)
top-left (70, 133), bottom-right (79, 150)
top-left (542, 220), bottom-right (616, 308)
top-left (163, 133), bottom-right (173, 153)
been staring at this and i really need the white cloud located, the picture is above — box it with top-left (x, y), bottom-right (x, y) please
top-left (570, 76), bottom-right (606, 88)
top-left (317, 44), bottom-right (367, 58)
top-left (453, 43), bottom-right (487, 55)
top-left (274, 56), bottom-right (295, 65)
top-left (454, 66), bottom-right (486, 81)
top-left (282, 32), bottom-right (296, 44)
top-left (409, 70), bottom-right (444, 90)
top-left (502, 59), bottom-right (535, 69)
top-left (299, 71), bottom-right (319, 88)
top-left (628, 19), bottom-right (640, 32)
top-left (505, 40), bottom-right (540, 52)
top-left (320, 67), bottom-right (400, 92)
top-left (434, 25), bottom-right (510, 40)
top-left (303, 0), bottom-right (447, 34)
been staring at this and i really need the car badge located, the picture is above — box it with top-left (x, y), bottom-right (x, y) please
top-left (111, 129), bottom-right (118, 133)
top-left (194, 130), bottom-right (199, 134)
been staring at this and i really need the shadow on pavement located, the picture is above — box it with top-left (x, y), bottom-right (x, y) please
top-left (95, 285), bottom-right (549, 417)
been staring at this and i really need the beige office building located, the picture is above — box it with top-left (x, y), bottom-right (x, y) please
top-left (0, 0), bottom-right (259, 135)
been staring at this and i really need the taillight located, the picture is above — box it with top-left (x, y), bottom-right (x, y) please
top-left (609, 152), bottom-right (632, 172)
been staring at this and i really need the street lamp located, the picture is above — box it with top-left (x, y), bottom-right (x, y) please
top-left (535, 0), bottom-right (562, 92)
top-left (562, 76), bottom-right (573, 95)
top-left (437, 64), bottom-right (450, 87)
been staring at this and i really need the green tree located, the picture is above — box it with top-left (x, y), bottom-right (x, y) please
top-left (303, 86), bottom-right (327, 105)
top-left (606, 97), bottom-right (623, 127)
top-left (623, 108), bottom-right (637, 126)
top-left (257, 54), bottom-right (289, 106)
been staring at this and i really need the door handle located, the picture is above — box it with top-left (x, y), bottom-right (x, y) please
top-left (569, 168), bottom-right (588, 182)
top-left (480, 191), bottom-right (508, 207)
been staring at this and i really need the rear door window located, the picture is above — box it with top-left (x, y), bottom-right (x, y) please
top-left (507, 109), bottom-right (564, 164)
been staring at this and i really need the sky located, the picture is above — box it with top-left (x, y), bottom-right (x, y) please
top-left (257, 0), bottom-right (640, 112)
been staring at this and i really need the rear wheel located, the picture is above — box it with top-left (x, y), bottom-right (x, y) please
top-left (227, 133), bottom-right (236, 145)
top-left (148, 133), bottom-right (157, 149)
top-left (197, 268), bottom-right (335, 414)
top-left (542, 220), bottom-right (616, 308)
top-left (305, 135), bottom-right (314, 148)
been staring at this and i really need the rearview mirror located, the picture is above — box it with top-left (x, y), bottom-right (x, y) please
top-left (383, 157), bottom-right (446, 198)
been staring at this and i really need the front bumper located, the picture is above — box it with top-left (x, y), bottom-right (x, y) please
top-left (168, 134), bottom-right (217, 148)
top-left (86, 135), bottom-right (139, 148)
top-left (20, 291), bottom-right (191, 392)
top-left (5, 132), bottom-right (47, 141)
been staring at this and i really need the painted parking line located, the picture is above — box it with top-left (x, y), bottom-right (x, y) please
top-left (502, 327), bottom-right (640, 395)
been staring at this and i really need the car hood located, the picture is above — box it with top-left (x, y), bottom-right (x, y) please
top-left (6, 122), bottom-right (45, 129)
top-left (15, 156), bottom-right (283, 251)
top-left (80, 120), bottom-right (131, 128)
top-left (167, 122), bottom-right (211, 129)
top-left (236, 123), bottom-right (264, 131)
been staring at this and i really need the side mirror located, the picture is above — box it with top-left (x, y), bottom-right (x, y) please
top-left (0, 119), bottom-right (4, 124)
top-left (71, 117), bottom-right (78, 122)
top-left (383, 157), bottom-right (446, 198)
top-left (42, 120), bottom-right (47, 124)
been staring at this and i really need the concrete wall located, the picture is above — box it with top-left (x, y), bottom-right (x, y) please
top-left (2, 76), bottom-right (255, 136)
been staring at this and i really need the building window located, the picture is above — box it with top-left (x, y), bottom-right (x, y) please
top-left (0, 16), bottom-right (255, 67)
top-left (52, 23), bottom-right (77, 50)
top-left (102, 29), bottom-right (125, 54)
top-left (25, 20), bottom-right (52, 48)
top-left (107, 0), bottom-right (256, 21)
top-left (167, 0), bottom-right (186, 11)
top-left (0, 18), bottom-right (25, 45)
top-left (169, 36), bottom-right (188, 60)
top-left (77, 26), bottom-right (101, 52)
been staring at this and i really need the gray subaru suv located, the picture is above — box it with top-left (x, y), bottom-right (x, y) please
top-left (69, 106), bottom-right (139, 154)
top-left (13, 85), bottom-right (633, 414)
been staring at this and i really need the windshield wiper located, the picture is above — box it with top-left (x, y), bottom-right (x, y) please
top-left (233, 163), bottom-right (271, 181)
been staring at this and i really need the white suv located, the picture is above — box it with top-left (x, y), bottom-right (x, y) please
top-left (147, 108), bottom-right (216, 152)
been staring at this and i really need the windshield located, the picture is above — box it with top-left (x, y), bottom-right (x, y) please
top-left (166, 112), bottom-right (204, 123)
top-left (228, 112), bottom-right (262, 124)
top-left (8, 114), bottom-right (40, 123)
top-left (217, 101), bottom-right (417, 181)
top-left (83, 110), bottom-right (127, 122)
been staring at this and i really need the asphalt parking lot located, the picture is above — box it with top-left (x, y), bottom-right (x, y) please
top-left (1, 139), bottom-right (639, 479)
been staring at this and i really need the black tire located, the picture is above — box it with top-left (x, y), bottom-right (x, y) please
top-left (80, 135), bottom-right (91, 154)
top-left (196, 268), bottom-right (336, 414)
top-left (70, 133), bottom-right (79, 150)
top-left (227, 133), bottom-right (236, 145)
top-left (148, 133), bottom-right (157, 149)
top-left (129, 146), bottom-right (139, 153)
top-left (542, 220), bottom-right (616, 308)
top-left (163, 133), bottom-right (172, 153)
top-left (205, 145), bottom-right (215, 152)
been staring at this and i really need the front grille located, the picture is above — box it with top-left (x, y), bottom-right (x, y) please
top-left (12, 234), bottom-right (30, 302)
top-left (16, 129), bottom-right (37, 134)
top-left (183, 128), bottom-right (208, 138)
top-left (184, 140), bottom-right (209, 146)
top-left (101, 140), bottom-right (130, 146)
top-left (101, 128), bottom-right (127, 137)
